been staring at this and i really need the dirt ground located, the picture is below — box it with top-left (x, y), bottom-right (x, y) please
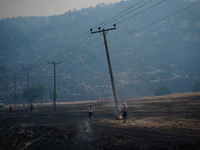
top-left (0, 92), bottom-right (200, 150)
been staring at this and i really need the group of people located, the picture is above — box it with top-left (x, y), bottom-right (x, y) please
top-left (9, 102), bottom-right (128, 123)
top-left (8, 104), bottom-right (34, 114)
top-left (88, 103), bottom-right (128, 123)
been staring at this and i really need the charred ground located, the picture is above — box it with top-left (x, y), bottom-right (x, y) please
top-left (0, 92), bottom-right (200, 150)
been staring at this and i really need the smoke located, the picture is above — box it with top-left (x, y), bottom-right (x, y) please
top-left (84, 121), bottom-right (92, 133)
top-left (75, 120), bottom-right (94, 143)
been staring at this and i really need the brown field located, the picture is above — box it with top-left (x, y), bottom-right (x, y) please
top-left (0, 92), bottom-right (200, 150)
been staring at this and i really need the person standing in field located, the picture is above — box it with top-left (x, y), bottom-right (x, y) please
top-left (30, 104), bottom-right (34, 113)
top-left (121, 103), bottom-right (128, 123)
top-left (9, 105), bottom-right (12, 114)
top-left (88, 105), bottom-right (94, 121)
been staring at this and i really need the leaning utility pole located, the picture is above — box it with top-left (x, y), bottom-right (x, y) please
top-left (12, 75), bottom-right (17, 107)
top-left (47, 61), bottom-right (62, 111)
top-left (23, 67), bottom-right (32, 108)
top-left (90, 25), bottom-right (120, 114)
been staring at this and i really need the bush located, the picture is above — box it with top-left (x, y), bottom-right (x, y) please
top-left (49, 90), bottom-right (58, 100)
top-left (21, 80), bottom-right (46, 103)
top-left (21, 86), bottom-right (39, 103)
top-left (154, 85), bottom-right (171, 96)
top-left (192, 81), bottom-right (200, 92)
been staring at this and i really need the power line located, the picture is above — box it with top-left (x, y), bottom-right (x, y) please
top-left (55, 0), bottom-right (156, 62)
top-left (92, 0), bottom-right (145, 29)
top-left (32, 32), bottom-right (100, 73)
top-left (26, 0), bottom-right (200, 71)
top-left (30, 0), bottom-right (152, 69)
top-left (23, 31), bottom-right (91, 74)
top-left (115, 0), bottom-right (166, 25)
top-left (101, 0), bottom-right (153, 27)
top-left (27, 31), bottom-right (90, 68)
top-left (79, 1), bottom-right (165, 66)
top-left (77, 34), bottom-right (102, 54)
top-left (2, 0), bottom-right (161, 74)
top-left (112, 1), bottom-right (200, 41)
top-left (26, 0), bottom-right (164, 71)
top-left (58, 34), bottom-right (92, 59)
top-left (51, 31), bottom-right (91, 60)
top-left (27, 0), bottom-right (200, 91)
top-left (34, 34), bottom-right (94, 74)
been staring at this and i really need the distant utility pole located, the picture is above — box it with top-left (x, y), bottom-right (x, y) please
top-left (90, 24), bottom-right (120, 114)
top-left (23, 67), bottom-right (32, 108)
top-left (47, 61), bottom-right (62, 111)
top-left (12, 75), bottom-right (17, 107)
top-left (4, 81), bottom-right (7, 106)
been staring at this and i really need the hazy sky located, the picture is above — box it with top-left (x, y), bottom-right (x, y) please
top-left (0, 0), bottom-right (122, 20)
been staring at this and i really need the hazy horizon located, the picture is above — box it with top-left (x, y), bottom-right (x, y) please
top-left (0, 0), bottom-right (122, 20)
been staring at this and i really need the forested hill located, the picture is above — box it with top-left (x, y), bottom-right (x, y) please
top-left (0, 0), bottom-right (200, 101)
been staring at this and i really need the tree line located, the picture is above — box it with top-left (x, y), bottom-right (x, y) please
top-left (21, 80), bottom-right (200, 104)
top-left (21, 80), bottom-right (58, 105)
top-left (154, 81), bottom-right (200, 96)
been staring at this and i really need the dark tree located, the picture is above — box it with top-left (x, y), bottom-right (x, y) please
top-left (192, 81), bottom-right (200, 92)
top-left (154, 85), bottom-right (171, 96)
top-left (49, 90), bottom-right (58, 100)
top-left (37, 80), bottom-right (46, 105)
top-left (21, 86), bottom-right (39, 103)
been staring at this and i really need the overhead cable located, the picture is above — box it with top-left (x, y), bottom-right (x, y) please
top-left (92, 0), bottom-right (145, 29)
top-left (115, 0), bottom-right (166, 25)
top-left (112, 1), bottom-right (200, 41)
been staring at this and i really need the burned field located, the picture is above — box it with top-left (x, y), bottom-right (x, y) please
top-left (0, 92), bottom-right (200, 150)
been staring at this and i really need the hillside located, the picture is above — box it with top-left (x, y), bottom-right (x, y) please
top-left (0, 0), bottom-right (200, 101)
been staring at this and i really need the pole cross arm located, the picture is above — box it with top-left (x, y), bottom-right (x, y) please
top-left (47, 61), bottom-right (62, 64)
top-left (90, 24), bottom-right (116, 34)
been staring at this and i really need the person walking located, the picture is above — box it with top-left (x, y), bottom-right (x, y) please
top-left (9, 105), bottom-right (12, 114)
top-left (121, 103), bottom-right (128, 123)
top-left (30, 104), bottom-right (34, 113)
top-left (88, 105), bottom-right (94, 121)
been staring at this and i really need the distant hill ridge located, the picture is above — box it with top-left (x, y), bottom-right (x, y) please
top-left (0, 0), bottom-right (199, 100)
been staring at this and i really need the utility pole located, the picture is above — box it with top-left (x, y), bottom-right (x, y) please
top-left (12, 75), bottom-right (17, 107)
top-left (4, 81), bottom-right (7, 106)
top-left (90, 25), bottom-right (120, 114)
top-left (23, 67), bottom-right (32, 108)
top-left (47, 61), bottom-right (62, 111)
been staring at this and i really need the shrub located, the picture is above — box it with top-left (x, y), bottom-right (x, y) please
top-left (192, 81), bottom-right (200, 92)
top-left (154, 85), bottom-right (171, 96)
